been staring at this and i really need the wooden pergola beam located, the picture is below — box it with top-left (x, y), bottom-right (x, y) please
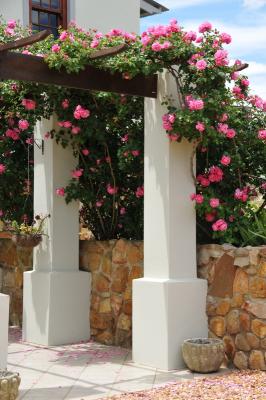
top-left (0, 51), bottom-right (157, 98)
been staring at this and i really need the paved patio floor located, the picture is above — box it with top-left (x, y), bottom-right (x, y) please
top-left (8, 328), bottom-right (230, 400)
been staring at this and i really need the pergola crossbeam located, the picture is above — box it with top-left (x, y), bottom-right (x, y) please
top-left (0, 51), bottom-right (157, 98)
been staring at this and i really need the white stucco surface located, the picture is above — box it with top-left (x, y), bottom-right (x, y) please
top-left (133, 70), bottom-right (208, 370)
top-left (0, 293), bottom-right (9, 368)
top-left (23, 118), bottom-right (91, 346)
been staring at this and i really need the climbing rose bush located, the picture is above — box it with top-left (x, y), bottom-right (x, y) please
top-left (0, 17), bottom-right (265, 243)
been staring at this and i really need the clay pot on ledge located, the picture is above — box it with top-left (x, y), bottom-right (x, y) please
top-left (0, 370), bottom-right (21, 400)
top-left (182, 338), bottom-right (225, 373)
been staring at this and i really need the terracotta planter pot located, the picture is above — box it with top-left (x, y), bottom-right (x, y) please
top-left (0, 370), bottom-right (21, 400)
top-left (182, 338), bottom-right (225, 373)
top-left (11, 234), bottom-right (42, 248)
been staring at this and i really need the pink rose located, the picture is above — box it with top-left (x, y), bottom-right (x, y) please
top-left (258, 129), bottom-right (266, 140)
top-left (18, 119), bottom-right (29, 131)
top-left (59, 31), bottom-right (68, 41)
top-left (209, 198), bottom-right (220, 208)
top-left (90, 39), bottom-right (100, 48)
top-left (184, 31), bottom-right (197, 42)
top-left (7, 19), bottom-right (16, 29)
top-left (234, 188), bottom-right (248, 202)
top-left (198, 21), bottom-right (212, 33)
top-left (71, 126), bottom-right (81, 135)
top-left (0, 210), bottom-right (3, 217)
top-left (0, 164), bottom-right (6, 174)
top-left (22, 99), bottom-right (36, 110)
top-left (62, 99), bottom-right (69, 109)
top-left (195, 59), bottom-right (207, 70)
top-left (141, 36), bottom-right (151, 47)
top-left (6, 129), bottom-right (20, 140)
top-left (226, 128), bottom-right (236, 139)
top-left (63, 121), bottom-right (72, 128)
top-left (220, 155), bottom-right (231, 166)
top-left (190, 193), bottom-right (204, 204)
top-left (187, 98), bottom-right (204, 111)
top-left (214, 50), bottom-right (229, 66)
top-left (74, 105), bottom-right (90, 119)
top-left (205, 212), bottom-right (216, 222)
top-left (72, 169), bottom-right (83, 179)
top-left (208, 166), bottom-right (223, 183)
top-left (96, 200), bottom-right (103, 207)
top-left (196, 122), bottom-right (205, 132)
top-left (168, 133), bottom-right (180, 141)
top-left (212, 219), bottom-right (228, 231)
top-left (136, 185), bottom-right (144, 198)
top-left (82, 149), bottom-right (90, 156)
top-left (107, 184), bottom-right (118, 195)
top-left (132, 150), bottom-right (140, 156)
top-left (56, 187), bottom-right (65, 196)
top-left (51, 44), bottom-right (61, 53)
top-left (197, 174), bottom-right (210, 187)
top-left (120, 207), bottom-right (126, 215)
top-left (241, 79), bottom-right (249, 87)
top-left (151, 41), bottom-right (162, 52)
top-left (220, 32), bottom-right (232, 44)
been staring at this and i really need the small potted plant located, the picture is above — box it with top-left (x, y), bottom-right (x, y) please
top-left (6, 214), bottom-right (50, 248)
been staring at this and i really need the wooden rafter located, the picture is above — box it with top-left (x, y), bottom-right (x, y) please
top-left (0, 31), bottom-right (157, 98)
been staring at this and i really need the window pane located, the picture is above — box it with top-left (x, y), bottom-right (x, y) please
top-left (32, 10), bottom-right (39, 24)
top-left (32, 0), bottom-right (41, 4)
top-left (41, 0), bottom-right (50, 7)
top-left (51, 0), bottom-right (60, 8)
top-left (39, 12), bottom-right (49, 25)
top-left (39, 25), bottom-right (48, 31)
top-left (32, 24), bottom-right (40, 32)
top-left (52, 27), bottom-right (59, 38)
top-left (50, 13), bottom-right (57, 27)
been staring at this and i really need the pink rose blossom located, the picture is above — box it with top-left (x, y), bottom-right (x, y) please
top-left (190, 193), bottom-right (204, 204)
top-left (132, 150), bottom-right (140, 156)
top-left (205, 212), bottom-right (216, 222)
top-left (5, 27), bottom-right (14, 36)
top-left (168, 133), bottom-right (180, 141)
top-left (187, 98), bottom-right (204, 111)
top-left (6, 129), bottom-right (20, 140)
top-left (18, 119), bottom-right (29, 131)
top-left (0, 210), bottom-right (3, 217)
top-left (62, 99), bottom-right (69, 109)
top-left (74, 105), bottom-right (90, 119)
top-left (72, 169), bottom-right (83, 179)
top-left (197, 174), bottom-right (210, 187)
top-left (59, 31), bottom-right (68, 41)
top-left (226, 128), bottom-right (236, 139)
top-left (196, 36), bottom-right (203, 43)
top-left (212, 219), bottom-right (228, 231)
top-left (0, 164), bottom-right (6, 174)
top-left (107, 184), bottom-right (118, 195)
top-left (141, 36), bottom-right (151, 46)
top-left (208, 166), bottom-right (223, 182)
top-left (209, 198), bottom-right (220, 208)
top-left (234, 188), bottom-right (248, 202)
top-left (231, 71), bottom-right (239, 80)
top-left (7, 19), bottom-right (16, 29)
top-left (220, 113), bottom-right (228, 122)
top-left (161, 41), bottom-right (171, 49)
top-left (198, 21), bottom-right (212, 33)
top-left (121, 134), bottom-right (129, 143)
top-left (220, 32), bottom-right (232, 44)
top-left (96, 200), bottom-right (103, 207)
top-left (184, 31), bottom-right (197, 42)
top-left (120, 207), bottom-right (126, 215)
top-left (22, 98), bottom-right (36, 110)
top-left (82, 149), bottom-right (90, 156)
top-left (151, 41), bottom-right (162, 51)
top-left (51, 44), bottom-right (61, 53)
top-left (195, 59), bottom-right (207, 70)
top-left (258, 129), bottom-right (266, 140)
top-left (71, 126), bottom-right (81, 134)
top-left (63, 121), bottom-right (72, 128)
top-left (25, 138), bottom-right (33, 145)
top-left (241, 79), bottom-right (249, 87)
top-left (90, 39), bottom-right (99, 48)
top-left (136, 186), bottom-right (144, 198)
top-left (214, 49), bottom-right (229, 66)
top-left (56, 187), bottom-right (65, 196)
top-left (196, 122), bottom-right (205, 132)
top-left (217, 123), bottom-right (228, 134)
top-left (220, 155), bottom-right (231, 166)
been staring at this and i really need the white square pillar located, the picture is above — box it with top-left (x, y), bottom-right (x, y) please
top-left (0, 293), bottom-right (9, 369)
top-left (133, 70), bottom-right (208, 370)
top-left (23, 118), bottom-right (91, 346)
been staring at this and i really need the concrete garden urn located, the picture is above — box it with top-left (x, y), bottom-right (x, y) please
top-left (0, 371), bottom-right (21, 400)
top-left (182, 338), bottom-right (225, 373)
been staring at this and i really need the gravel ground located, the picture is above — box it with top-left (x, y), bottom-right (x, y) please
top-left (107, 370), bottom-right (266, 400)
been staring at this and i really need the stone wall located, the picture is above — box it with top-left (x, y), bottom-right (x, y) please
top-left (0, 235), bottom-right (32, 326)
top-left (198, 244), bottom-right (266, 370)
top-left (80, 239), bottom-right (143, 347)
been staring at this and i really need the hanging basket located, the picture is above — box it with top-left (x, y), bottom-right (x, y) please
top-left (11, 234), bottom-right (42, 248)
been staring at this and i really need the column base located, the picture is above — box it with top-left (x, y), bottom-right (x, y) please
top-left (133, 278), bottom-right (208, 371)
top-left (23, 270), bottom-right (91, 346)
top-left (0, 294), bottom-right (9, 369)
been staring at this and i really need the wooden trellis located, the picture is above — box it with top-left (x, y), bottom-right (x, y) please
top-left (0, 30), bottom-right (157, 97)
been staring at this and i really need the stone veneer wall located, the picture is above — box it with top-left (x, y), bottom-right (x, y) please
top-left (0, 235), bottom-right (32, 326)
top-left (80, 239), bottom-right (143, 347)
top-left (198, 244), bottom-right (266, 370)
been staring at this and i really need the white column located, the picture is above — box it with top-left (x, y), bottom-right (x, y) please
top-left (133, 70), bottom-right (208, 370)
top-left (0, 294), bottom-right (9, 369)
top-left (23, 117), bottom-right (91, 346)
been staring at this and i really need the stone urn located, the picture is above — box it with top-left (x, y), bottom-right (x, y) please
top-left (0, 371), bottom-right (21, 400)
top-left (182, 338), bottom-right (225, 373)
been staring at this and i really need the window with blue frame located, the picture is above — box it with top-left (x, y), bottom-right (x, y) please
top-left (29, 0), bottom-right (67, 37)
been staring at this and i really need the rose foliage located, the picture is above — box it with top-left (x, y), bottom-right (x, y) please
top-left (0, 18), bottom-right (265, 243)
